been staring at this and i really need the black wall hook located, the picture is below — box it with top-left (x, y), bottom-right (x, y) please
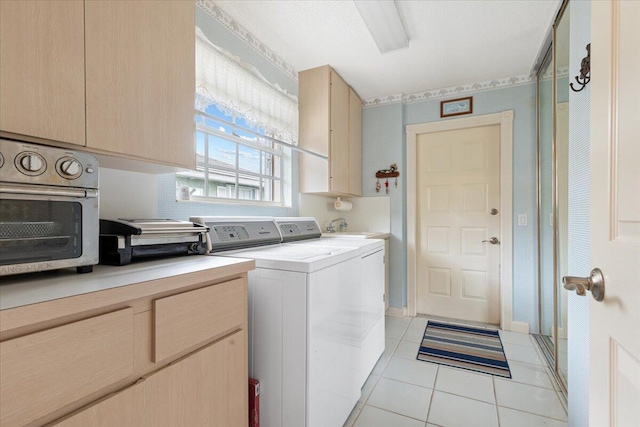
top-left (570, 44), bottom-right (590, 92)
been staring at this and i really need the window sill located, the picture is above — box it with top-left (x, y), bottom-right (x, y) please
top-left (176, 197), bottom-right (290, 209)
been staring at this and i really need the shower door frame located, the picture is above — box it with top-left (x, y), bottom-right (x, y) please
top-left (535, 0), bottom-right (570, 397)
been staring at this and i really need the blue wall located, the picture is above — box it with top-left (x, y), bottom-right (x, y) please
top-left (363, 82), bottom-right (539, 329)
top-left (159, 4), bottom-right (299, 220)
top-left (362, 103), bottom-right (405, 307)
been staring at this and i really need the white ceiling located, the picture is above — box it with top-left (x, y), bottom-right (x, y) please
top-left (213, 0), bottom-right (560, 100)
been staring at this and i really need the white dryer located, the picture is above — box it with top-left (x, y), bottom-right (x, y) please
top-left (274, 217), bottom-right (386, 388)
top-left (190, 216), bottom-right (385, 427)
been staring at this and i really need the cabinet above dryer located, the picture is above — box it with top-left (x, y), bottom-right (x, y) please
top-left (298, 65), bottom-right (362, 197)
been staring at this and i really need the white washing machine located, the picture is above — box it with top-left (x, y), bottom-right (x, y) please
top-left (190, 216), bottom-right (385, 427)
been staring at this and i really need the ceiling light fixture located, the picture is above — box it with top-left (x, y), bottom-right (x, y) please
top-left (353, 0), bottom-right (409, 54)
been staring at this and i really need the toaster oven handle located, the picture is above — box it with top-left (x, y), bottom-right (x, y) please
top-left (0, 184), bottom-right (98, 199)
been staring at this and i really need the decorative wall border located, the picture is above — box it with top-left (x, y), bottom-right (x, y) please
top-left (196, 0), bottom-right (298, 81)
top-left (364, 73), bottom-right (536, 107)
top-left (199, 0), bottom-right (565, 109)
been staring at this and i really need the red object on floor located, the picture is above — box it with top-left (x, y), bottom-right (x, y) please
top-left (249, 378), bottom-right (260, 427)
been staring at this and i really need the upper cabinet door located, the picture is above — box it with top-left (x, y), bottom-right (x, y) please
top-left (348, 88), bottom-right (362, 196)
top-left (0, 0), bottom-right (86, 145)
top-left (299, 66), bottom-right (331, 157)
top-left (329, 70), bottom-right (350, 194)
top-left (85, 0), bottom-right (195, 169)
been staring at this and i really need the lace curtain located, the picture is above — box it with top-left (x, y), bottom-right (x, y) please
top-left (195, 27), bottom-right (299, 145)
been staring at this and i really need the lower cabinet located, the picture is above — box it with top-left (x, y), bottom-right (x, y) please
top-left (146, 330), bottom-right (248, 426)
top-left (51, 381), bottom-right (146, 427)
top-left (52, 330), bottom-right (247, 427)
top-left (0, 308), bottom-right (134, 426)
top-left (0, 271), bottom-right (251, 426)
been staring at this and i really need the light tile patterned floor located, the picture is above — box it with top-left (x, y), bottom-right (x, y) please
top-left (342, 316), bottom-right (568, 427)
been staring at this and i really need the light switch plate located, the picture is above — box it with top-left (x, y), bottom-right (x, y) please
top-left (517, 214), bottom-right (528, 227)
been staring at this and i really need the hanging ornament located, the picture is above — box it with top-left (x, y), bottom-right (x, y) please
top-left (375, 163), bottom-right (400, 193)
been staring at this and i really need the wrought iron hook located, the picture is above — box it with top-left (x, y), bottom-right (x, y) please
top-left (570, 44), bottom-right (590, 92)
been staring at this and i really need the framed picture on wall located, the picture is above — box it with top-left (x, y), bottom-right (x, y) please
top-left (440, 96), bottom-right (473, 118)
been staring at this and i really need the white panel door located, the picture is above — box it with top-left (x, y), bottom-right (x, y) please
top-left (590, 1), bottom-right (640, 425)
top-left (416, 125), bottom-right (501, 324)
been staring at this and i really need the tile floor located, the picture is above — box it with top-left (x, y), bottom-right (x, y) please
top-left (342, 316), bottom-right (568, 427)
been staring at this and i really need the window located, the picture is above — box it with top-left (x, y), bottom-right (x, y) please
top-left (177, 103), bottom-right (287, 203)
top-left (176, 26), bottom-right (297, 205)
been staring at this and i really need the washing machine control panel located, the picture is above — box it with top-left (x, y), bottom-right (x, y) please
top-left (194, 218), bottom-right (282, 252)
top-left (276, 218), bottom-right (321, 243)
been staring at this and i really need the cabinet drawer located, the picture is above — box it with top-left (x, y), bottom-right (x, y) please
top-left (153, 278), bottom-right (246, 362)
top-left (0, 308), bottom-right (134, 426)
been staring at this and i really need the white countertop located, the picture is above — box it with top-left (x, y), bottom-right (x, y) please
top-left (0, 256), bottom-right (252, 311)
top-left (321, 231), bottom-right (391, 239)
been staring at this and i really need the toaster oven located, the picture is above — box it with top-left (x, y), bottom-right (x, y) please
top-left (0, 139), bottom-right (99, 276)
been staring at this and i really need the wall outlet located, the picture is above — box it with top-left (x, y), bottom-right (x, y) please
top-left (517, 214), bottom-right (528, 227)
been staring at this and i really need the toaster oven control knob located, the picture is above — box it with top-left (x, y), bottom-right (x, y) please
top-left (58, 158), bottom-right (82, 178)
top-left (17, 152), bottom-right (45, 174)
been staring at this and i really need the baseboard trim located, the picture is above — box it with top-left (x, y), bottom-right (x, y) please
top-left (385, 306), bottom-right (408, 318)
top-left (510, 321), bottom-right (530, 334)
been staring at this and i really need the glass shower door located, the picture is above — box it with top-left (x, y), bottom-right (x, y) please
top-left (537, 48), bottom-right (555, 356)
top-left (535, 0), bottom-right (570, 396)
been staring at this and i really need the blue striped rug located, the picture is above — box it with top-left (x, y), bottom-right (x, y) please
top-left (417, 321), bottom-right (511, 378)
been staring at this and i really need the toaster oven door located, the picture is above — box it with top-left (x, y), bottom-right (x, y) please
top-left (0, 186), bottom-right (99, 275)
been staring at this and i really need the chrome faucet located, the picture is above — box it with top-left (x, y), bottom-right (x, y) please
top-left (326, 217), bottom-right (348, 233)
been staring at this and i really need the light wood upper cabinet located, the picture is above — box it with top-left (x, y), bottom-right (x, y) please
top-left (0, 0), bottom-right (196, 169)
top-left (0, 0), bottom-right (86, 145)
top-left (298, 66), bottom-right (330, 158)
top-left (348, 87), bottom-right (363, 196)
top-left (85, 0), bottom-right (195, 169)
top-left (299, 65), bottom-right (362, 196)
top-left (329, 70), bottom-right (350, 195)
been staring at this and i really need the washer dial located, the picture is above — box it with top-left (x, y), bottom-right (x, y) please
top-left (16, 152), bottom-right (46, 175)
top-left (56, 157), bottom-right (83, 179)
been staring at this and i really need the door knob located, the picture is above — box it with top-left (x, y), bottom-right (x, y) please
top-left (482, 237), bottom-right (500, 245)
top-left (562, 268), bottom-right (605, 302)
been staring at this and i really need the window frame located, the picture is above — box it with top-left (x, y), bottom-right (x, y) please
top-left (177, 107), bottom-right (290, 207)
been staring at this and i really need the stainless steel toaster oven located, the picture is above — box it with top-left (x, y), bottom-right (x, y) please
top-left (0, 139), bottom-right (99, 276)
